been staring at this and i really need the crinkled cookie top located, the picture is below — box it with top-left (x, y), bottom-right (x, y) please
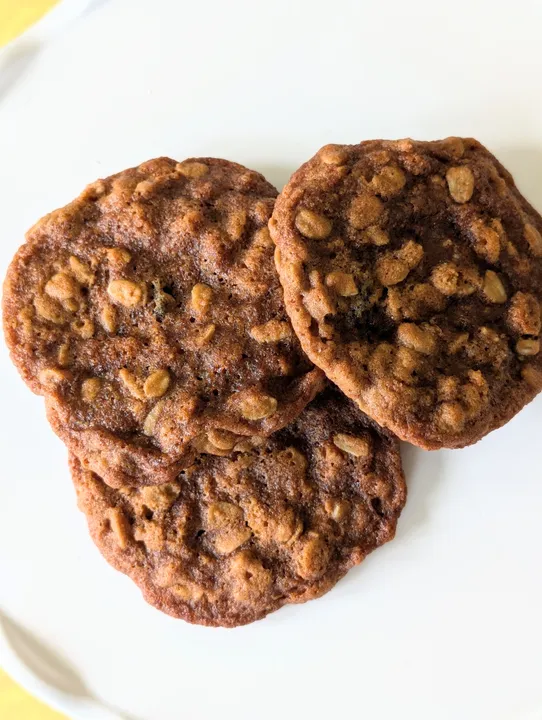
top-left (3, 157), bottom-right (323, 487)
top-left (271, 138), bottom-right (542, 449)
top-left (72, 389), bottom-right (406, 627)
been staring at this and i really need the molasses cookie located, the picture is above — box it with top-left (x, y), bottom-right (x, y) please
top-left (72, 389), bottom-right (406, 627)
top-left (3, 158), bottom-right (323, 486)
top-left (271, 138), bottom-right (542, 448)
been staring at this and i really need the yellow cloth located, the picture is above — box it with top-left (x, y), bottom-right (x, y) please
top-left (0, 668), bottom-right (64, 720)
top-left (0, 0), bottom-right (59, 47)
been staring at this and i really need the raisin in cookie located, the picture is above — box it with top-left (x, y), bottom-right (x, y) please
top-left (271, 138), bottom-right (542, 449)
top-left (72, 389), bottom-right (406, 627)
top-left (3, 158), bottom-right (323, 487)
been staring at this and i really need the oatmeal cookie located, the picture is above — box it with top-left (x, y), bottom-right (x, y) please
top-left (271, 138), bottom-right (542, 449)
top-left (72, 389), bottom-right (406, 627)
top-left (3, 158), bottom-right (323, 486)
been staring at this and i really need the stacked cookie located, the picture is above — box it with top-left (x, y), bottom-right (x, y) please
top-left (271, 138), bottom-right (542, 450)
top-left (3, 139), bottom-right (542, 627)
top-left (2, 157), bottom-right (405, 626)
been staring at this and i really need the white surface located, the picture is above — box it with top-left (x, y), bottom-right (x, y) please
top-left (1, 1), bottom-right (542, 718)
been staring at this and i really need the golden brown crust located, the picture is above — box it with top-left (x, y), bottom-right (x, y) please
top-left (271, 138), bottom-right (542, 449)
top-left (72, 389), bottom-right (406, 627)
top-left (3, 157), bottom-right (324, 486)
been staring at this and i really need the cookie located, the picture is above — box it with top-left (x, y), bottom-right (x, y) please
top-left (72, 389), bottom-right (406, 627)
top-left (3, 158), bottom-right (323, 487)
top-left (271, 138), bottom-right (542, 449)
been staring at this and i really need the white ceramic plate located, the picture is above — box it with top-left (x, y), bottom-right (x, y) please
top-left (1, 1), bottom-right (542, 718)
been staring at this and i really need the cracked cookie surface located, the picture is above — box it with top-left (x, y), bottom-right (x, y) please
top-left (72, 389), bottom-right (406, 627)
top-left (3, 157), bottom-right (323, 486)
top-left (271, 138), bottom-right (542, 449)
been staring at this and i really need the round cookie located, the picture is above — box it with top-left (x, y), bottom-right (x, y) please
top-left (271, 138), bottom-right (542, 449)
top-left (3, 158), bottom-right (323, 487)
top-left (72, 389), bottom-right (406, 627)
